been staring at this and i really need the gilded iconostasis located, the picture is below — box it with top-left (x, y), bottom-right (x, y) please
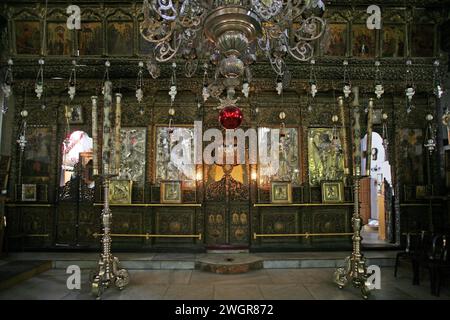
top-left (0, 0), bottom-right (448, 252)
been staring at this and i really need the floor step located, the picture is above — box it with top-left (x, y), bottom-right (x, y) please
top-left (0, 260), bottom-right (52, 290)
top-left (196, 254), bottom-right (263, 274)
top-left (2, 251), bottom-right (398, 273)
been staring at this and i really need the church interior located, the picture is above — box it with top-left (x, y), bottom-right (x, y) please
top-left (0, 0), bottom-right (450, 301)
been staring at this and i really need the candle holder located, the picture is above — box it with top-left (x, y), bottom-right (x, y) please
top-left (333, 171), bottom-right (370, 299)
top-left (90, 173), bottom-right (129, 298)
top-left (334, 87), bottom-right (371, 299)
top-left (90, 70), bottom-right (128, 298)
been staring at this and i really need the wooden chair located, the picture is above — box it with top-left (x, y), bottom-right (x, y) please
top-left (428, 234), bottom-right (449, 296)
top-left (394, 231), bottom-right (432, 285)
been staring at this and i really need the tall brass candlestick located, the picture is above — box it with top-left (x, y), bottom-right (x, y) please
top-left (91, 96), bottom-right (99, 176)
top-left (334, 86), bottom-right (370, 299)
top-left (365, 98), bottom-right (374, 176)
top-left (114, 93), bottom-right (122, 175)
top-left (338, 96), bottom-right (349, 175)
top-left (102, 81), bottom-right (112, 175)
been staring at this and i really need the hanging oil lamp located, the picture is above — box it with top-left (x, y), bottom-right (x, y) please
top-left (374, 61), bottom-right (384, 99)
top-left (342, 60), bottom-right (351, 98)
top-left (68, 60), bottom-right (76, 101)
top-left (35, 59), bottom-right (45, 99)
top-left (169, 62), bottom-right (177, 104)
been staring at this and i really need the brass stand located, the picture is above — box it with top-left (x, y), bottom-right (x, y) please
top-left (334, 172), bottom-right (370, 299)
top-left (90, 174), bottom-right (129, 299)
top-left (334, 89), bottom-right (370, 299)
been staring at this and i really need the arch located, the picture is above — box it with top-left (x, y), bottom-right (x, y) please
top-left (60, 130), bottom-right (93, 187)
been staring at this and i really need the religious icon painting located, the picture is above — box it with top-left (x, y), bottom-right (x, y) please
top-left (78, 22), bottom-right (103, 56)
top-left (382, 25), bottom-right (406, 58)
top-left (21, 184), bottom-right (37, 202)
top-left (154, 125), bottom-right (195, 183)
top-left (107, 21), bottom-right (133, 56)
top-left (68, 105), bottom-right (83, 124)
top-left (15, 21), bottom-right (41, 55)
top-left (321, 181), bottom-right (344, 203)
top-left (321, 23), bottom-right (347, 57)
top-left (119, 127), bottom-right (146, 185)
top-left (258, 127), bottom-right (300, 187)
top-left (352, 24), bottom-right (375, 58)
top-left (398, 129), bottom-right (424, 185)
top-left (307, 128), bottom-right (345, 186)
top-left (47, 22), bottom-right (71, 55)
top-left (411, 24), bottom-right (435, 57)
top-left (270, 181), bottom-right (292, 204)
top-left (109, 180), bottom-right (133, 204)
top-left (415, 185), bottom-right (426, 199)
top-left (161, 181), bottom-right (182, 204)
top-left (23, 126), bottom-right (52, 181)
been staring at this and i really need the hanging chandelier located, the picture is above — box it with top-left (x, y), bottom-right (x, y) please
top-left (140, 0), bottom-right (326, 102)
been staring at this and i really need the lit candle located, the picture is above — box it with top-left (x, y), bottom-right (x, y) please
top-left (114, 93), bottom-right (122, 175)
top-left (91, 96), bottom-right (98, 176)
top-left (102, 81), bottom-right (112, 175)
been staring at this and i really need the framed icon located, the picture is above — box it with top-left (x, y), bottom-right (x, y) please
top-left (321, 181), bottom-right (344, 203)
top-left (68, 105), bottom-right (83, 124)
top-left (415, 185), bottom-right (426, 199)
top-left (109, 179), bottom-right (133, 204)
top-left (161, 181), bottom-right (182, 203)
top-left (21, 184), bottom-right (37, 201)
top-left (270, 181), bottom-right (292, 203)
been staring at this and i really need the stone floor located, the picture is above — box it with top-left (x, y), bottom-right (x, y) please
top-left (0, 266), bottom-right (449, 300)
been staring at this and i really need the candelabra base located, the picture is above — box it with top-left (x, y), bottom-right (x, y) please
top-left (90, 255), bottom-right (129, 299)
top-left (90, 173), bottom-right (129, 299)
top-left (334, 251), bottom-right (370, 299)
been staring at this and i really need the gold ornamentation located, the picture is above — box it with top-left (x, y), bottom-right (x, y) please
top-left (160, 181), bottom-right (182, 203)
top-left (270, 181), bottom-right (292, 203)
top-left (109, 180), bottom-right (132, 204)
top-left (334, 88), bottom-right (371, 299)
top-left (21, 184), bottom-right (36, 201)
top-left (91, 175), bottom-right (129, 299)
top-left (308, 128), bottom-right (345, 186)
top-left (321, 181), bottom-right (344, 203)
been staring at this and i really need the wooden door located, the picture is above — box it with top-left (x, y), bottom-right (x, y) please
top-left (360, 177), bottom-right (371, 225)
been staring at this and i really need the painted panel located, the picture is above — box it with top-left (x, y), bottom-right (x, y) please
top-left (307, 128), bottom-right (344, 186)
top-left (15, 21), bottom-right (41, 55)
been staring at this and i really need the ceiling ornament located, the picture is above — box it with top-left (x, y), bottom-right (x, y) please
top-left (140, 0), bottom-right (326, 123)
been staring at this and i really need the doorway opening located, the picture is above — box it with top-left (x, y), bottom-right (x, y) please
top-left (60, 130), bottom-right (93, 188)
top-left (360, 132), bottom-right (394, 246)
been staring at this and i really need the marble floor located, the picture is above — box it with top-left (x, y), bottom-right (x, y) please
top-left (0, 266), bottom-right (449, 300)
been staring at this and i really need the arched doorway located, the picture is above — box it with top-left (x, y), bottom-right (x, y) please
top-left (360, 132), bottom-right (394, 245)
top-left (56, 130), bottom-right (95, 246)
